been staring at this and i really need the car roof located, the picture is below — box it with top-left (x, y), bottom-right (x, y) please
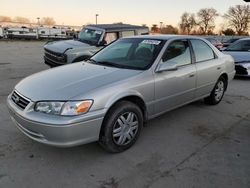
top-left (237, 37), bottom-right (250, 41)
top-left (124, 34), bottom-right (206, 41)
top-left (86, 24), bottom-right (148, 32)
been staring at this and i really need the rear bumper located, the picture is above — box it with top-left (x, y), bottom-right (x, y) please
top-left (7, 95), bottom-right (105, 147)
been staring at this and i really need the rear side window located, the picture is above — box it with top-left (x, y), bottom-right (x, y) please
top-left (121, 30), bottom-right (135, 37)
top-left (190, 39), bottom-right (215, 62)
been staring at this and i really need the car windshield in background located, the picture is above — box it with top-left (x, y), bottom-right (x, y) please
top-left (90, 38), bottom-right (165, 70)
top-left (78, 28), bottom-right (103, 45)
top-left (225, 40), bottom-right (250, 52)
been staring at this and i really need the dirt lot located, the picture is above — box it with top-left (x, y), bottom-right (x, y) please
top-left (0, 41), bottom-right (249, 188)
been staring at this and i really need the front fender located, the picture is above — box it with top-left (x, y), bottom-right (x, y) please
top-left (104, 90), bottom-right (146, 109)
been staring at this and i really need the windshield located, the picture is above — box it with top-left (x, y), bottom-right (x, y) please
top-left (90, 38), bottom-right (165, 70)
top-left (78, 28), bottom-right (103, 45)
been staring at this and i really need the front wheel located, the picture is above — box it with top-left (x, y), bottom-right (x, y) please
top-left (99, 101), bottom-right (143, 153)
top-left (204, 77), bottom-right (226, 105)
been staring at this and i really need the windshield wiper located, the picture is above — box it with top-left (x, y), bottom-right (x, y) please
top-left (87, 59), bottom-right (98, 64)
top-left (97, 61), bottom-right (128, 68)
top-left (78, 38), bottom-right (94, 45)
top-left (88, 59), bottom-right (139, 69)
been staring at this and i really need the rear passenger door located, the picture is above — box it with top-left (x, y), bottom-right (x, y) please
top-left (190, 39), bottom-right (223, 98)
top-left (154, 39), bottom-right (196, 115)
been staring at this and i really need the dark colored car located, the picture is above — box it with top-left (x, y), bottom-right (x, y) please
top-left (222, 38), bottom-right (241, 48)
top-left (222, 38), bottom-right (250, 77)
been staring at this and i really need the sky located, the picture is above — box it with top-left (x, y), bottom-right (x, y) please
top-left (1, 0), bottom-right (249, 28)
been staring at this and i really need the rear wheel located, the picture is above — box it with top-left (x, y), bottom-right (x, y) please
top-left (204, 77), bottom-right (226, 105)
top-left (99, 101), bottom-right (143, 153)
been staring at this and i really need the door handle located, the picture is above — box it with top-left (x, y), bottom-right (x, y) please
top-left (189, 73), bottom-right (195, 78)
top-left (217, 67), bottom-right (221, 70)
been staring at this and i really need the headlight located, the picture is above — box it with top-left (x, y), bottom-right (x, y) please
top-left (34, 100), bottom-right (93, 116)
top-left (35, 101), bottom-right (64, 115)
top-left (61, 100), bottom-right (93, 116)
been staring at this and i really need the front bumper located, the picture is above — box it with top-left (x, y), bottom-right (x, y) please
top-left (44, 56), bottom-right (66, 67)
top-left (235, 64), bottom-right (250, 77)
top-left (7, 94), bottom-right (105, 147)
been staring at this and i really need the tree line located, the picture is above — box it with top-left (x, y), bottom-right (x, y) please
top-left (0, 16), bottom-right (56, 26)
top-left (151, 4), bottom-right (250, 36)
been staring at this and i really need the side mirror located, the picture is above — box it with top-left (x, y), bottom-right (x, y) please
top-left (98, 40), bottom-right (107, 46)
top-left (73, 34), bottom-right (78, 39)
top-left (156, 61), bottom-right (178, 73)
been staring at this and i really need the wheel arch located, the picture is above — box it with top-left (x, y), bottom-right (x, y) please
top-left (99, 93), bottom-right (148, 139)
top-left (219, 72), bottom-right (228, 90)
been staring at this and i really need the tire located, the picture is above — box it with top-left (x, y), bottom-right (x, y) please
top-left (99, 101), bottom-right (143, 153)
top-left (204, 77), bottom-right (226, 105)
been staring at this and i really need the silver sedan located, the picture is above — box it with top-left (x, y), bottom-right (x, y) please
top-left (7, 35), bottom-right (235, 152)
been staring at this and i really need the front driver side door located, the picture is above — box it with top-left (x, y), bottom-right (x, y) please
top-left (154, 39), bottom-right (196, 116)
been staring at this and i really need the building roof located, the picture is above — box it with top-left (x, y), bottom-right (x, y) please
top-left (86, 24), bottom-right (148, 31)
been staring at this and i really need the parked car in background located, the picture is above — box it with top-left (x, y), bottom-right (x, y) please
top-left (205, 37), bottom-right (223, 50)
top-left (43, 24), bottom-right (149, 67)
top-left (222, 38), bottom-right (241, 48)
top-left (0, 27), bottom-right (3, 39)
top-left (7, 35), bottom-right (235, 152)
top-left (222, 38), bottom-right (250, 77)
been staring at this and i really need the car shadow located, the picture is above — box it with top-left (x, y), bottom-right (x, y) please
top-left (234, 76), bottom-right (250, 80)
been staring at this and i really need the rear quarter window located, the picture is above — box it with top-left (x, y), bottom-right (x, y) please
top-left (190, 39), bottom-right (215, 62)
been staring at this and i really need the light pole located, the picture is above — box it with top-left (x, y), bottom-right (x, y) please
top-left (95, 14), bottom-right (99, 25)
top-left (160, 22), bottom-right (163, 33)
top-left (36, 17), bottom-right (40, 39)
top-left (37, 17), bottom-right (40, 26)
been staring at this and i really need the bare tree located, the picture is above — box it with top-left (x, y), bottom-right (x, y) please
top-left (222, 28), bottom-right (236, 36)
top-left (13, 16), bottom-right (30, 23)
top-left (41, 17), bottom-right (56, 26)
top-left (151, 24), bottom-right (159, 33)
top-left (224, 5), bottom-right (250, 35)
top-left (0, 15), bottom-right (12, 22)
top-left (197, 8), bottom-right (219, 34)
top-left (161, 25), bottom-right (179, 34)
top-left (179, 12), bottom-right (196, 34)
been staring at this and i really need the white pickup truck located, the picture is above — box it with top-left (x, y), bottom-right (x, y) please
top-left (43, 24), bottom-right (149, 67)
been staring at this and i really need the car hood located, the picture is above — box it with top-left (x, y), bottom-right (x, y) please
top-left (15, 63), bottom-right (142, 101)
top-left (223, 51), bottom-right (250, 63)
top-left (44, 39), bottom-right (91, 54)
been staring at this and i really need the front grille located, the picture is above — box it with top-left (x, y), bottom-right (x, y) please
top-left (44, 49), bottom-right (66, 64)
top-left (11, 91), bottom-right (30, 110)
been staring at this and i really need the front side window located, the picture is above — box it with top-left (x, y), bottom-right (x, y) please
top-left (225, 40), bottom-right (250, 51)
top-left (163, 40), bottom-right (191, 66)
top-left (78, 28), bottom-right (103, 45)
top-left (91, 38), bottom-right (165, 70)
top-left (190, 39), bottom-right (215, 62)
